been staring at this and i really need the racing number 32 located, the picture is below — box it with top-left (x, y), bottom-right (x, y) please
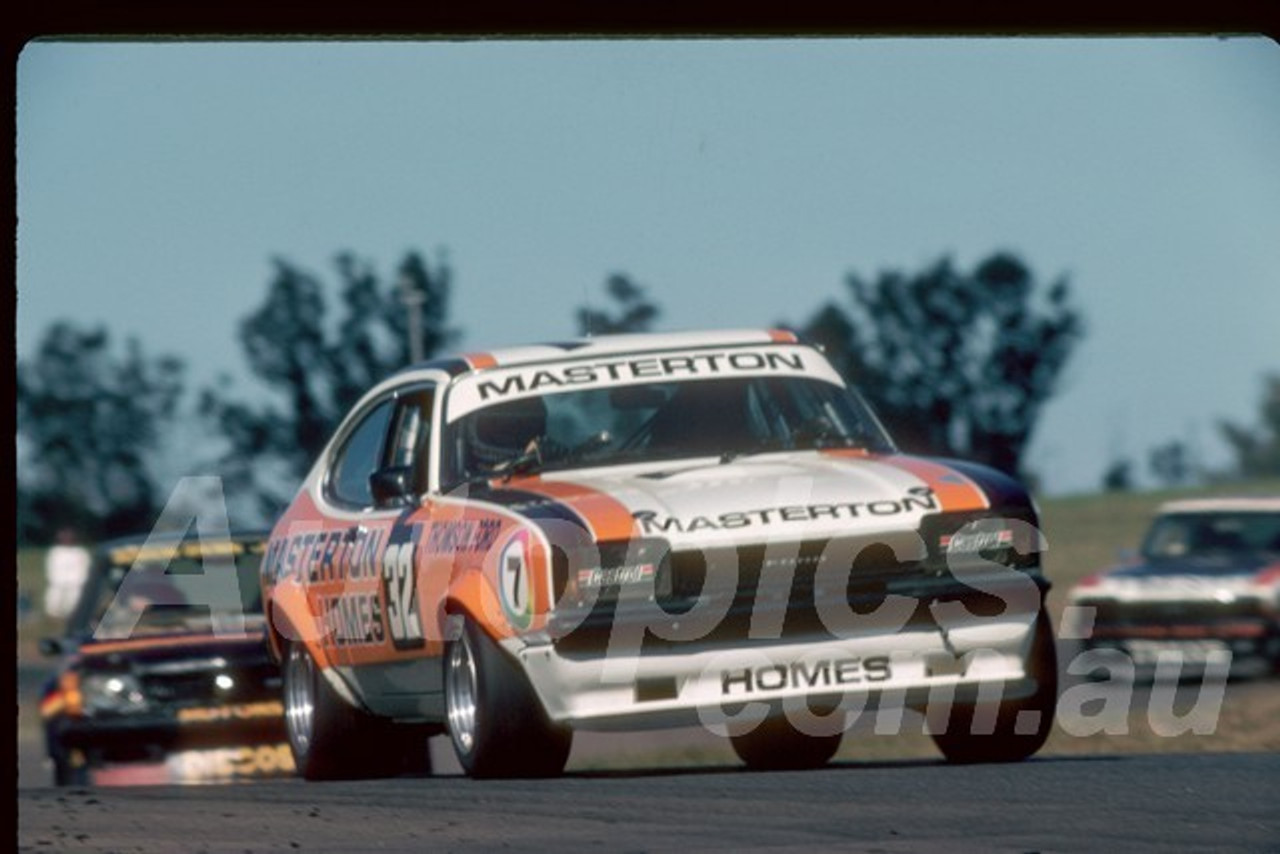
top-left (381, 539), bottom-right (425, 649)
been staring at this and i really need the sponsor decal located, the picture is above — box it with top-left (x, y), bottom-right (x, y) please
top-left (177, 701), bottom-right (285, 724)
top-left (633, 488), bottom-right (938, 534)
top-left (425, 518), bottom-right (503, 554)
top-left (941, 527), bottom-right (1014, 554)
top-left (720, 656), bottom-right (892, 696)
top-left (382, 522), bottom-right (426, 650)
top-left (317, 590), bottom-right (385, 646)
top-left (262, 526), bottom-right (384, 585)
top-left (577, 562), bottom-right (656, 590)
top-left (476, 351), bottom-right (806, 401)
top-left (109, 539), bottom-right (262, 566)
top-left (499, 530), bottom-right (534, 630)
top-left (167, 742), bottom-right (296, 782)
top-left (447, 345), bottom-right (844, 420)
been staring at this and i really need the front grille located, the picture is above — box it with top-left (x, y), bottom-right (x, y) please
top-left (551, 512), bottom-right (1044, 657)
top-left (138, 660), bottom-right (280, 706)
top-left (552, 535), bottom-right (1010, 656)
top-left (1090, 600), bottom-right (1270, 625)
top-left (663, 538), bottom-right (924, 609)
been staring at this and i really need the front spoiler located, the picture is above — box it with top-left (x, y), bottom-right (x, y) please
top-left (52, 709), bottom-right (285, 752)
top-left (514, 612), bottom-right (1042, 731)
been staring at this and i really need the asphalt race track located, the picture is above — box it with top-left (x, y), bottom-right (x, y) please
top-left (18, 752), bottom-right (1278, 852)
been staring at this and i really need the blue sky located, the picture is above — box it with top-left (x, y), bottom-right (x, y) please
top-left (16, 37), bottom-right (1280, 496)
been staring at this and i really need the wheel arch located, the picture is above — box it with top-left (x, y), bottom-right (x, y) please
top-left (443, 566), bottom-right (512, 644)
top-left (266, 585), bottom-right (334, 670)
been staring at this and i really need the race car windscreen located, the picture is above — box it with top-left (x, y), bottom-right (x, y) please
top-left (71, 544), bottom-right (267, 639)
top-left (1142, 512), bottom-right (1280, 560)
top-left (444, 375), bottom-right (893, 483)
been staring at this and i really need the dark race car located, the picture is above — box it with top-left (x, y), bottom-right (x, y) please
top-left (1068, 498), bottom-right (1280, 679)
top-left (38, 530), bottom-right (294, 785)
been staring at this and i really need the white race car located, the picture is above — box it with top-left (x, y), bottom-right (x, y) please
top-left (261, 329), bottom-right (1056, 778)
top-left (1068, 497), bottom-right (1280, 679)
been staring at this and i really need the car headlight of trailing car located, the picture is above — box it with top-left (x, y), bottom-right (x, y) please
top-left (1252, 565), bottom-right (1280, 614)
top-left (79, 673), bottom-right (149, 716)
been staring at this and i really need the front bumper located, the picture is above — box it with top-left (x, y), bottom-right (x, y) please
top-left (51, 704), bottom-right (286, 755)
top-left (1073, 597), bottom-right (1280, 673)
top-left (515, 605), bottom-right (1044, 732)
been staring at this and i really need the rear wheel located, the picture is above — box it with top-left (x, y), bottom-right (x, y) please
top-left (445, 617), bottom-right (572, 778)
top-left (283, 641), bottom-right (406, 780)
top-left (730, 717), bottom-right (842, 771)
top-left (931, 608), bottom-right (1058, 764)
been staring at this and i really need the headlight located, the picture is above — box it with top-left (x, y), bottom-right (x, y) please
top-left (1252, 566), bottom-right (1280, 611)
top-left (560, 538), bottom-right (672, 605)
top-left (80, 673), bottom-right (149, 715)
top-left (923, 510), bottom-right (1042, 573)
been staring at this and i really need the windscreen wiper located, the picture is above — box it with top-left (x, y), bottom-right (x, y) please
top-left (483, 438), bottom-right (545, 482)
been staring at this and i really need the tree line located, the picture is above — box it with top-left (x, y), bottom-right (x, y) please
top-left (16, 246), bottom-right (1277, 545)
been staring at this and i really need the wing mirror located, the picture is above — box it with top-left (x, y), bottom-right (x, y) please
top-left (369, 465), bottom-right (416, 507)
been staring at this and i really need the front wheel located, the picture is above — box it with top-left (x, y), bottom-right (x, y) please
top-left (445, 617), bottom-right (572, 778)
top-left (730, 717), bottom-right (842, 771)
top-left (931, 608), bottom-right (1058, 764)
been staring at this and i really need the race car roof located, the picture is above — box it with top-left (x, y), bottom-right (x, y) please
top-left (1157, 497), bottom-right (1280, 514)
top-left (95, 530), bottom-right (271, 567)
top-left (408, 328), bottom-right (801, 377)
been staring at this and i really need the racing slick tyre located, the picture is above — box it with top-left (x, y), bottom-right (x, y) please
top-left (283, 641), bottom-right (405, 780)
top-left (931, 607), bottom-right (1059, 764)
top-left (445, 616), bottom-right (573, 779)
top-left (729, 717), bottom-right (843, 771)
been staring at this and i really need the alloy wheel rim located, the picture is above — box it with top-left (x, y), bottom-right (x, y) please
top-left (285, 645), bottom-right (315, 756)
top-left (446, 633), bottom-right (478, 754)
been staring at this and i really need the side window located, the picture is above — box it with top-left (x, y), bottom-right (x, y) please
top-left (386, 387), bottom-right (436, 494)
top-left (328, 399), bottom-right (395, 508)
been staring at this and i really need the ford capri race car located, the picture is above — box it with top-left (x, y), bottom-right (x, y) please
top-left (1068, 498), bottom-right (1280, 678)
top-left (39, 531), bottom-right (294, 786)
top-left (262, 329), bottom-right (1057, 778)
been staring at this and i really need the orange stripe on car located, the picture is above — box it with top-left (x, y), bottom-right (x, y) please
top-left (463, 352), bottom-right (498, 370)
top-left (880, 455), bottom-right (989, 512)
top-left (818, 447), bottom-right (873, 460)
top-left (512, 478), bottom-right (640, 542)
top-left (80, 632), bottom-right (263, 657)
top-left (448, 566), bottom-right (513, 640)
top-left (768, 328), bottom-right (798, 343)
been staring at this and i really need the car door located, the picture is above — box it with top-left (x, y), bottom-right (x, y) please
top-left (317, 380), bottom-right (442, 719)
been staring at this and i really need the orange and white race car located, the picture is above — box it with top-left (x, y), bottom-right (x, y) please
top-left (262, 329), bottom-right (1056, 778)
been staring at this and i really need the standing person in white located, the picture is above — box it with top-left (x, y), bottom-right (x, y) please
top-left (44, 528), bottom-right (91, 621)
